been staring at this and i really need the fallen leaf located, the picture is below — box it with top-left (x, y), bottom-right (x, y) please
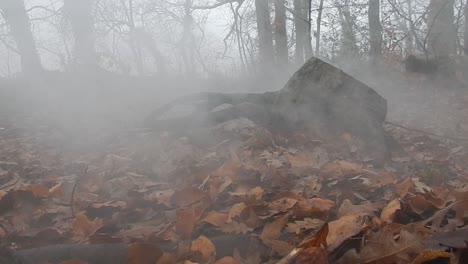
top-left (410, 250), bottom-right (454, 264)
top-left (202, 211), bottom-right (228, 227)
top-left (128, 242), bottom-right (163, 264)
top-left (190, 235), bottom-right (216, 263)
top-left (213, 256), bottom-right (241, 264)
top-left (394, 177), bottom-right (415, 198)
top-left (327, 214), bottom-right (364, 252)
top-left (71, 212), bottom-right (103, 240)
top-left (176, 208), bottom-right (202, 239)
top-left (380, 199), bottom-right (401, 223)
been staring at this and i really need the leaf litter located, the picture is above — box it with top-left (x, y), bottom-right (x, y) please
top-left (0, 117), bottom-right (468, 263)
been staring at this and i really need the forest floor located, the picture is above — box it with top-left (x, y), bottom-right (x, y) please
top-left (1, 68), bottom-right (468, 263)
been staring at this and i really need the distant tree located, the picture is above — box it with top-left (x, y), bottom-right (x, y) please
top-left (368, 0), bottom-right (383, 58)
top-left (464, 1), bottom-right (468, 55)
top-left (255, 0), bottom-right (274, 69)
top-left (0, 0), bottom-right (43, 76)
top-left (426, 0), bottom-right (457, 57)
top-left (63, 0), bottom-right (97, 70)
top-left (339, 0), bottom-right (357, 57)
top-left (293, 0), bottom-right (309, 64)
top-left (274, 0), bottom-right (288, 67)
top-left (315, 0), bottom-right (325, 56)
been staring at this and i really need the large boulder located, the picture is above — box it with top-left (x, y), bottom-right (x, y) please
top-left (273, 57), bottom-right (388, 162)
top-left (145, 57), bottom-right (389, 164)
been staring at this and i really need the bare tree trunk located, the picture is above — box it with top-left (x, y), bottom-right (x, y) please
top-left (255, 0), bottom-right (274, 69)
top-left (405, 0), bottom-right (414, 55)
top-left (0, 0), bottom-right (43, 76)
top-left (274, 0), bottom-right (288, 68)
top-left (304, 0), bottom-right (313, 59)
top-left (293, 0), bottom-right (305, 65)
top-left (464, 1), bottom-right (468, 55)
top-left (315, 0), bottom-right (325, 56)
top-left (426, 0), bottom-right (457, 57)
top-left (368, 0), bottom-right (383, 58)
top-left (63, 0), bottom-right (97, 70)
top-left (339, 3), bottom-right (357, 57)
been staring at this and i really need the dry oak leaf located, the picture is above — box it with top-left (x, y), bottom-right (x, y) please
top-left (71, 212), bottom-right (103, 240)
top-left (295, 247), bottom-right (328, 264)
top-left (260, 213), bottom-right (291, 241)
top-left (295, 198), bottom-right (334, 218)
top-left (337, 199), bottom-right (383, 218)
top-left (432, 226), bottom-right (468, 248)
top-left (380, 199), bottom-right (401, 223)
top-left (394, 177), bottom-right (415, 198)
top-left (128, 243), bottom-right (163, 264)
top-left (191, 235), bottom-right (216, 263)
top-left (156, 252), bottom-right (177, 264)
top-left (410, 250), bottom-right (454, 264)
top-left (320, 160), bottom-right (363, 178)
top-left (213, 256), bottom-right (241, 264)
top-left (286, 218), bottom-right (324, 234)
top-left (284, 152), bottom-right (317, 168)
top-left (327, 214), bottom-right (365, 252)
top-left (227, 203), bottom-right (247, 222)
top-left (202, 211), bottom-right (228, 227)
top-left (268, 198), bottom-right (298, 213)
top-left (407, 194), bottom-right (430, 215)
top-left (176, 208), bottom-right (202, 239)
top-left (171, 187), bottom-right (210, 208)
top-left (358, 227), bottom-right (425, 264)
top-left (298, 222), bottom-right (329, 249)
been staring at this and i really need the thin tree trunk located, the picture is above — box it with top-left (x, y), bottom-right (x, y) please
top-left (293, 0), bottom-right (305, 65)
top-left (426, 0), bottom-right (457, 57)
top-left (315, 0), bottom-right (325, 56)
top-left (255, 0), bottom-right (274, 69)
top-left (63, 0), bottom-right (97, 70)
top-left (304, 0), bottom-right (313, 59)
top-left (405, 0), bottom-right (414, 55)
top-left (339, 1), bottom-right (358, 57)
top-left (368, 0), bottom-right (383, 58)
top-left (464, 1), bottom-right (468, 55)
top-left (0, 0), bottom-right (43, 76)
top-left (274, 0), bottom-right (288, 67)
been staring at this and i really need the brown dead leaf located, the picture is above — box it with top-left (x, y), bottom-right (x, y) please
top-left (407, 195), bottom-right (429, 214)
top-left (327, 214), bottom-right (365, 252)
top-left (286, 218), bottom-right (324, 234)
top-left (213, 257), bottom-right (241, 264)
top-left (296, 247), bottom-right (328, 264)
top-left (176, 208), bottom-right (202, 239)
top-left (191, 235), bottom-right (216, 263)
top-left (171, 187), bottom-right (210, 208)
top-left (25, 184), bottom-right (50, 198)
top-left (202, 211), bottom-right (228, 227)
top-left (432, 226), bottom-right (468, 248)
top-left (298, 222), bottom-right (329, 249)
top-left (337, 199), bottom-right (382, 218)
top-left (410, 250), bottom-right (454, 264)
top-left (295, 198), bottom-right (334, 218)
top-left (0, 225), bottom-right (6, 239)
top-left (71, 212), bottom-right (103, 240)
top-left (221, 221), bottom-right (252, 234)
top-left (358, 227), bottom-right (425, 264)
top-left (321, 160), bottom-right (363, 178)
top-left (260, 212), bottom-right (291, 241)
top-left (394, 177), bottom-right (415, 198)
top-left (285, 152), bottom-right (317, 168)
top-left (228, 203), bottom-right (247, 222)
top-left (380, 199), bottom-right (401, 223)
top-left (156, 252), bottom-right (177, 264)
top-left (268, 198), bottom-right (298, 212)
top-left (128, 242), bottom-right (163, 264)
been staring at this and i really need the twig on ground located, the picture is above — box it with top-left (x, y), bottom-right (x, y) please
top-left (385, 121), bottom-right (468, 142)
top-left (71, 165), bottom-right (88, 218)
